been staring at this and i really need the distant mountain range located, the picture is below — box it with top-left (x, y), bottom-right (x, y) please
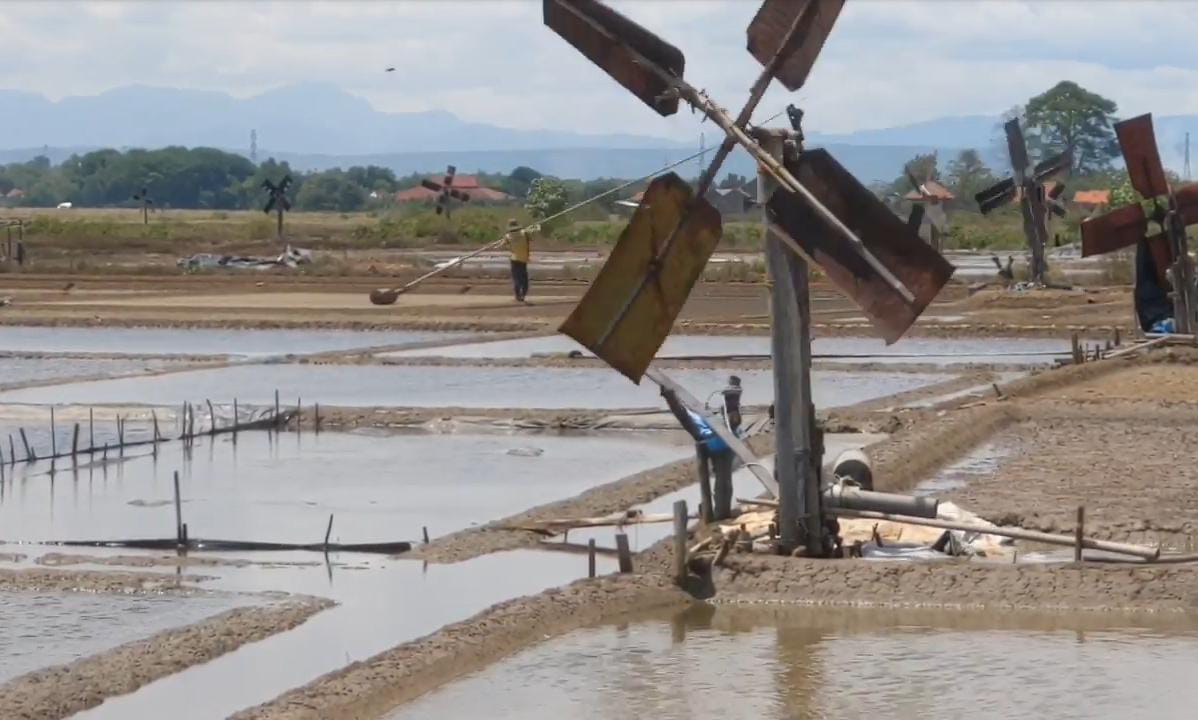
top-left (1, 84), bottom-right (1194, 184)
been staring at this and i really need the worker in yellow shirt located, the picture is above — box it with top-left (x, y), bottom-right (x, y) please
top-left (504, 218), bottom-right (536, 302)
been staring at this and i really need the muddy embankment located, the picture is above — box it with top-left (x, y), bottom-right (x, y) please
top-left (0, 567), bottom-right (332, 720)
top-left (233, 573), bottom-right (690, 720)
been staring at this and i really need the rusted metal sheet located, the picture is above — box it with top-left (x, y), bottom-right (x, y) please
top-left (746, 0), bottom-right (844, 91)
top-left (559, 173), bottom-right (721, 382)
top-left (975, 177), bottom-right (1015, 214)
top-left (767, 149), bottom-right (954, 344)
top-left (1005, 119), bottom-right (1030, 177)
top-left (543, 0), bottom-right (684, 116)
top-left (1175, 182), bottom-right (1198, 226)
top-left (1116, 114), bottom-right (1170, 199)
top-left (1033, 150), bottom-right (1071, 180)
top-left (1080, 203), bottom-right (1148, 257)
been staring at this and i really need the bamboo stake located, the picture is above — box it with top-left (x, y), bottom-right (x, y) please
top-left (8, 434), bottom-right (15, 466)
top-left (19, 428), bottom-right (34, 462)
top-left (587, 539), bottom-right (596, 578)
top-left (674, 501), bottom-right (692, 579)
top-left (50, 407), bottom-right (56, 458)
top-left (829, 507), bottom-right (1158, 560)
top-left (152, 411), bottom-right (161, 442)
top-left (173, 471), bottom-right (184, 546)
top-left (89, 408), bottom-right (94, 450)
top-left (1075, 506), bottom-right (1085, 563)
top-left (233, 398), bottom-right (239, 439)
top-left (71, 423), bottom-right (80, 457)
top-left (207, 399), bottom-right (216, 436)
top-left (274, 389), bottom-right (281, 427)
top-left (324, 514), bottom-right (334, 550)
top-left (314, 403), bottom-right (321, 433)
top-left (615, 533), bottom-right (633, 573)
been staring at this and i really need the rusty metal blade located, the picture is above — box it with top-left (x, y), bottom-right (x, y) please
top-left (767, 149), bottom-right (954, 344)
top-left (559, 173), bottom-right (721, 382)
top-left (975, 177), bottom-right (1015, 214)
top-left (1116, 114), bottom-right (1169, 199)
top-left (1175, 182), bottom-right (1198, 226)
top-left (420, 179), bottom-right (441, 192)
top-left (746, 0), bottom-right (844, 92)
top-left (1005, 119), bottom-right (1029, 178)
top-left (1033, 151), bottom-right (1071, 181)
top-left (1080, 203), bottom-right (1147, 257)
top-left (544, 0), bottom-right (685, 116)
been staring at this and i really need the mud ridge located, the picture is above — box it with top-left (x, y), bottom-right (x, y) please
top-left (0, 598), bottom-right (332, 720)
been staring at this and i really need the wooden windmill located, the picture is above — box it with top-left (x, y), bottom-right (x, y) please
top-left (420, 165), bottom-right (471, 218)
top-left (1080, 113), bottom-right (1198, 334)
top-left (975, 118), bottom-right (1070, 285)
top-left (261, 175), bottom-right (293, 241)
top-left (131, 186), bottom-right (153, 225)
top-left (902, 161), bottom-right (953, 252)
top-left (546, 0), bottom-right (953, 554)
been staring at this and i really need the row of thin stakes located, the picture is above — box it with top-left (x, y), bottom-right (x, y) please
top-left (582, 501), bottom-right (680, 580)
top-left (0, 389), bottom-right (322, 480)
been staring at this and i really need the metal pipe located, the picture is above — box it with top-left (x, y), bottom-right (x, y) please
top-left (829, 508), bottom-right (1159, 560)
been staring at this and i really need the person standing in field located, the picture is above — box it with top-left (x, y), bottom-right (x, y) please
top-left (504, 218), bottom-right (533, 303)
top-left (661, 379), bottom-right (741, 522)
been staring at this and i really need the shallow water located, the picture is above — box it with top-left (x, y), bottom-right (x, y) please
top-left (70, 549), bottom-right (614, 720)
top-left (387, 334), bottom-right (1070, 366)
top-left (388, 604), bottom-right (1198, 720)
top-left (0, 326), bottom-right (465, 358)
top-left (0, 365), bottom-right (948, 410)
top-left (914, 439), bottom-right (1017, 496)
top-left (0, 590), bottom-right (244, 684)
top-left (0, 429), bottom-right (690, 544)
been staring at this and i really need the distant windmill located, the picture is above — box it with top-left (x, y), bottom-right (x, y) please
top-left (420, 165), bottom-right (470, 218)
top-left (261, 176), bottom-right (293, 241)
top-left (131, 186), bottom-right (153, 225)
top-left (901, 161), bottom-right (952, 252)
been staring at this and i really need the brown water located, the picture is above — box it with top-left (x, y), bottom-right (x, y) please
top-left (388, 604), bottom-right (1198, 720)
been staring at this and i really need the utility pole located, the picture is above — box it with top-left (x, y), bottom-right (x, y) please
top-left (250, 129), bottom-right (258, 163)
top-left (756, 128), bottom-right (819, 554)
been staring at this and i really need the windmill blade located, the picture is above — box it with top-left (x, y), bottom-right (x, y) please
top-left (559, 172), bottom-right (720, 381)
top-left (767, 149), bottom-right (954, 344)
top-left (1004, 118), bottom-right (1030, 179)
top-left (975, 177), bottom-right (1016, 214)
top-left (1080, 203), bottom-right (1148, 257)
top-left (906, 203), bottom-right (925, 231)
top-left (746, 0), bottom-right (845, 92)
top-left (262, 179), bottom-right (276, 192)
top-left (450, 189), bottom-right (471, 202)
top-left (280, 197), bottom-right (292, 212)
top-left (543, 0), bottom-right (685, 116)
top-left (420, 179), bottom-right (443, 193)
top-left (443, 165), bottom-right (456, 188)
top-left (280, 175), bottom-right (293, 190)
top-left (1046, 183), bottom-right (1067, 218)
top-left (435, 205), bottom-right (445, 216)
top-left (1115, 114), bottom-right (1169, 199)
top-left (1174, 182), bottom-right (1198, 226)
top-left (264, 197), bottom-right (277, 214)
top-left (1033, 151), bottom-right (1071, 181)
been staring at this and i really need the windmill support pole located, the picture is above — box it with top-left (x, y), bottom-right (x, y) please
top-left (755, 128), bottom-right (820, 555)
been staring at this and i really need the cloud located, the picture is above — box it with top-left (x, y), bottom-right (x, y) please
top-left (0, 0), bottom-right (1194, 142)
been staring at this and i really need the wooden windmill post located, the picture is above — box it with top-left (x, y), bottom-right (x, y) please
top-left (421, 165), bottom-right (471, 218)
top-left (546, 0), bottom-right (953, 555)
top-left (1080, 113), bottom-right (1198, 334)
top-left (975, 119), bottom-right (1070, 286)
top-left (262, 176), bottom-right (293, 241)
top-left (131, 186), bottom-right (153, 225)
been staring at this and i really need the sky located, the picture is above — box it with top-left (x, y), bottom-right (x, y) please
top-left (1, 0), bottom-right (1196, 141)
